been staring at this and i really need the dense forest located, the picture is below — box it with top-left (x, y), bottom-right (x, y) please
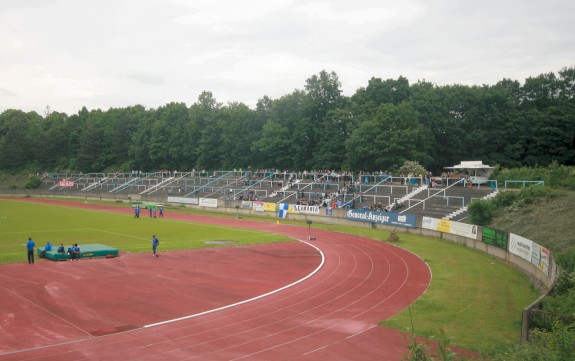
top-left (1, 67), bottom-right (574, 174)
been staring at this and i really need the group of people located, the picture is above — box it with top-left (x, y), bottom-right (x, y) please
top-left (133, 205), bottom-right (164, 218)
top-left (26, 238), bottom-right (82, 263)
top-left (26, 235), bottom-right (161, 263)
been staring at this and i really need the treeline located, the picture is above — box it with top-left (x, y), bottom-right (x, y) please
top-left (1, 67), bottom-right (574, 174)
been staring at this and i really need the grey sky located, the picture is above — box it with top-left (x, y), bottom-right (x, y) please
top-left (1, 0), bottom-right (574, 115)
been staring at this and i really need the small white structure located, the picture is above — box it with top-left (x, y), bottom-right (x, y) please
top-left (444, 161), bottom-right (494, 185)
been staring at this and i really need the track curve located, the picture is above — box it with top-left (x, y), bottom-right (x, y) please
top-left (0, 200), bottom-right (431, 360)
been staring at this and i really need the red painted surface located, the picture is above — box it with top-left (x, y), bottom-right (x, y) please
top-left (1, 198), bottom-right (435, 360)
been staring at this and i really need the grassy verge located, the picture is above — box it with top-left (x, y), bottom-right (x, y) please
top-left (1, 197), bottom-right (540, 356)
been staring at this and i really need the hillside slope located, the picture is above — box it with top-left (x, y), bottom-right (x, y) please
top-left (490, 189), bottom-right (575, 253)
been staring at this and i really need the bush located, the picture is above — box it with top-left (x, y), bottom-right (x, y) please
top-left (399, 160), bottom-right (427, 177)
top-left (493, 321), bottom-right (575, 361)
top-left (467, 199), bottom-right (494, 226)
top-left (388, 229), bottom-right (400, 242)
top-left (492, 190), bottom-right (518, 208)
top-left (23, 175), bottom-right (41, 189)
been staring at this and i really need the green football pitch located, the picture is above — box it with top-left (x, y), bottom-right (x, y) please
top-left (0, 199), bottom-right (292, 264)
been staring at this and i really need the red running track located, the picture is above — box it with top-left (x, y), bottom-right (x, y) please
top-left (0, 199), bottom-right (431, 360)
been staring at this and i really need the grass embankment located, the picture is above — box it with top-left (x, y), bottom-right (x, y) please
top-left (0, 197), bottom-right (539, 356)
top-left (489, 188), bottom-right (575, 253)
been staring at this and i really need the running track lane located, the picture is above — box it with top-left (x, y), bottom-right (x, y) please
top-left (1, 199), bottom-right (431, 360)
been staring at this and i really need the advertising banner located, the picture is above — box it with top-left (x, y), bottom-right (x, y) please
top-left (481, 227), bottom-right (508, 250)
top-left (345, 209), bottom-right (416, 228)
top-left (422, 217), bottom-right (452, 233)
top-left (240, 201), bottom-right (252, 209)
top-left (263, 202), bottom-right (277, 212)
top-left (509, 233), bottom-right (533, 262)
top-left (167, 196), bottom-right (199, 205)
top-left (450, 221), bottom-right (479, 239)
top-left (539, 247), bottom-right (551, 275)
top-left (529, 242), bottom-right (551, 275)
top-left (290, 205), bottom-right (320, 215)
top-left (531, 243), bottom-right (541, 268)
top-left (252, 201), bottom-right (265, 212)
top-left (58, 180), bottom-right (75, 187)
top-left (422, 217), bottom-right (478, 239)
top-left (199, 198), bottom-right (218, 208)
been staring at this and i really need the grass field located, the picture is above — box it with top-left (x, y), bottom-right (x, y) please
top-left (0, 197), bottom-right (540, 356)
top-left (0, 199), bottom-right (292, 264)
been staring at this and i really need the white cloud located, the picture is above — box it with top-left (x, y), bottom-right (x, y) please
top-left (0, 0), bottom-right (574, 115)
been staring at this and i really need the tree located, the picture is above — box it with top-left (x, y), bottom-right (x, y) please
top-left (250, 121), bottom-right (293, 169)
top-left (297, 71), bottom-right (344, 169)
top-left (0, 110), bottom-right (41, 169)
top-left (312, 107), bottom-right (355, 169)
top-left (346, 103), bottom-right (430, 171)
top-left (34, 112), bottom-right (70, 169)
top-left (77, 118), bottom-right (105, 172)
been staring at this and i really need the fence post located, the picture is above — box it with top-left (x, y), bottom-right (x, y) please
top-left (521, 308), bottom-right (530, 344)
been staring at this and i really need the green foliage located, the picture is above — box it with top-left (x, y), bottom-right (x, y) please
top-left (541, 290), bottom-right (575, 315)
top-left (23, 175), bottom-right (41, 189)
top-left (492, 190), bottom-right (518, 208)
top-left (493, 321), bottom-right (575, 361)
top-left (467, 199), bottom-right (494, 226)
top-left (402, 332), bottom-right (458, 361)
top-left (556, 248), bottom-right (575, 273)
top-left (550, 248), bottom-right (575, 301)
top-left (399, 160), bottom-right (427, 176)
top-left (493, 163), bottom-right (575, 191)
top-left (491, 186), bottom-right (558, 214)
top-left (1, 67), bottom-right (575, 173)
top-left (388, 228), bottom-right (400, 242)
top-left (403, 334), bottom-right (432, 361)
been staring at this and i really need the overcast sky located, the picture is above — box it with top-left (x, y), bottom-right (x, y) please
top-left (1, 0), bottom-right (574, 115)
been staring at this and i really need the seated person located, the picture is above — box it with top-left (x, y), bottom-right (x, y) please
top-left (68, 246), bottom-right (75, 260)
top-left (40, 241), bottom-right (53, 257)
top-left (57, 243), bottom-right (65, 254)
top-left (73, 243), bottom-right (81, 260)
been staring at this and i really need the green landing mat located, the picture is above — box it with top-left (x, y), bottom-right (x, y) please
top-left (37, 243), bottom-right (119, 261)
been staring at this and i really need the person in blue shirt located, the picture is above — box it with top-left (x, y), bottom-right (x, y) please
top-left (57, 243), bottom-right (65, 254)
top-left (152, 235), bottom-right (159, 257)
top-left (73, 243), bottom-right (81, 260)
top-left (67, 246), bottom-right (75, 260)
top-left (158, 206), bottom-right (163, 218)
top-left (40, 241), bottom-right (52, 258)
top-left (26, 237), bottom-right (36, 264)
